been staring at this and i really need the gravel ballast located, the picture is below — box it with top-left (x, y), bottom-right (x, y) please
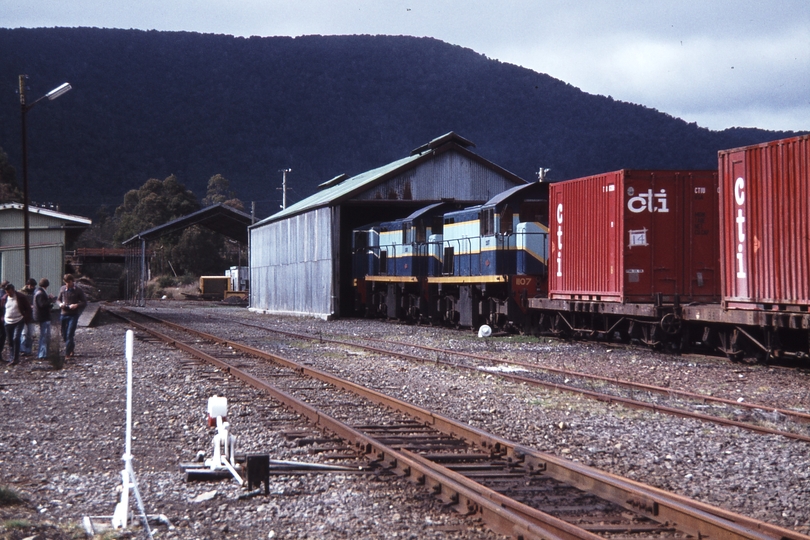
top-left (1, 301), bottom-right (809, 539)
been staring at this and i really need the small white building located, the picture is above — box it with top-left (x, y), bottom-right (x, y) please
top-left (249, 132), bottom-right (529, 319)
top-left (0, 203), bottom-right (91, 291)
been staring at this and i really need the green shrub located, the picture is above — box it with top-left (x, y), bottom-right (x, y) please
top-left (157, 275), bottom-right (176, 288)
top-left (145, 283), bottom-right (163, 299)
top-left (0, 486), bottom-right (22, 506)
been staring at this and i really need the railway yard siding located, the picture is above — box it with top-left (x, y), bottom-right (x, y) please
top-left (1, 303), bottom-right (809, 538)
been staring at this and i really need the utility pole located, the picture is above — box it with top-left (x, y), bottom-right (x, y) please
top-left (278, 169), bottom-right (291, 209)
top-left (19, 75), bottom-right (72, 281)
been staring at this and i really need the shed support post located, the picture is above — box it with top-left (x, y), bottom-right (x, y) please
top-left (140, 238), bottom-right (146, 307)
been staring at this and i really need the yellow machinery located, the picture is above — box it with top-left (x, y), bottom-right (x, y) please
top-left (199, 276), bottom-right (231, 300)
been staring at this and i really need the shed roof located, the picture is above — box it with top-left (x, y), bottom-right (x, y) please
top-left (0, 203), bottom-right (92, 227)
top-left (484, 179), bottom-right (548, 207)
top-left (251, 132), bottom-right (525, 228)
top-left (122, 203), bottom-right (253, 245)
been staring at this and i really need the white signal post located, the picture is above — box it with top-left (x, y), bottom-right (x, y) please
top-left (111, 330), bottom-right (153, 538)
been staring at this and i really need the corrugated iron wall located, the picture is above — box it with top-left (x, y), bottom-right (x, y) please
top-left (250, 207), bottom-right (335, 317)
top-left (0, 210), bottom-right (71, 290)
top-left (353, 152), bottom-right (516, 203)
top-left (0, 244), bottom-right (65, 293)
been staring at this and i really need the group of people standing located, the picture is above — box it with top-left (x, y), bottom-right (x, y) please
top-left (0, 274), bottom-right (87, 365)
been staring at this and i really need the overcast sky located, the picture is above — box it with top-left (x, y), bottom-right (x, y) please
top-left (3, 0), bottom-right (808, 132)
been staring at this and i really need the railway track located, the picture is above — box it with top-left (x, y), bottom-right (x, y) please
top-left (110, 307), bottom-right (809, 540)
top-left (169, 313), bottom-right (810, 444)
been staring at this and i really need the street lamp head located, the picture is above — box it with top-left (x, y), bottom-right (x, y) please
top-left (46, 82), bottom-right (72, 100)
top-left (19, 78), bottom-right (72, 282)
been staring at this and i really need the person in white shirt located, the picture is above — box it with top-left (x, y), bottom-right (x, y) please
top-left (2, 283), bottom-right (33, 365)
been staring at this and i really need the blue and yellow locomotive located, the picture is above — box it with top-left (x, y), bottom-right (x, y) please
top-left (353, 202), bottom-right (454, 321)
top-left (353, 181), bottom-right (549, 329)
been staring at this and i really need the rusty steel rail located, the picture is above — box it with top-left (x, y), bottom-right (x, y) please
top-left (231, 320), bottom-right (810, 443)
top-left (111, 308), bottom-right (810, 540)
top-left (378, 338), bottom-right (810, 424)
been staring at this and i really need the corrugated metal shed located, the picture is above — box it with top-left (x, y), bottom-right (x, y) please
top-left (0, 203), bottom-right (92, 291)
top-left (251, 208), bottom-right (335, 316)
top-left (249, 132), bottom-right (529, 319)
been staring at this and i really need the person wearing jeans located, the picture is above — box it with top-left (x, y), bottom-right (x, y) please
top-left (57, 274), bottom-right (87, 359)
top-left (33, 278), bottom-right (54, 359)
top-left (2, 283), bottom-right (33, 365)
top-left (20, 278), bottom-right (37, 355)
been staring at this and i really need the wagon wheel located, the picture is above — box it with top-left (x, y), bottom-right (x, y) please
top-left (660, 313), bottom-right (682, 336)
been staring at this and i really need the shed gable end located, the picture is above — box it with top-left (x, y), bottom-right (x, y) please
top-left (353, 151), bottom-right (521, 203)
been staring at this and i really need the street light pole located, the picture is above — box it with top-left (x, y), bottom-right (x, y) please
top-left (18, 75), bottom-right (72, 282)
top-left (279, 168), bottom-right (291, 210)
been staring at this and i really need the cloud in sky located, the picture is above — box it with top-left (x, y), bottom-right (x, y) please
top-left (3, 0), bottom-right (808, 131)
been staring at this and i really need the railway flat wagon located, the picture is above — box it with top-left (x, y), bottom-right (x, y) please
top-left (679, 135), bottom-right (810, 360)
top-left (529, 169), bottom-right (719, 345)
top-left (718, 134), bottom-right (810, 310)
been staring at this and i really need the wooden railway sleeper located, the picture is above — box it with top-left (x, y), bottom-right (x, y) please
top-left (115, 309), bottom-right (810, 540)
top-left (464, 499), bottom-right (481, 517)
top-left (443, 492), bottom-right (461, 507)
top-left (626, 497), bottom-right (659, 516)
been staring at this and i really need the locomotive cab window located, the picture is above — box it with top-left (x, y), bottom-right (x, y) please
top-left (519, 202), bottom-right (548, 224)
top-left (431, 216), bottom-right (443, 236)
top-left (500, 204), bottom-right (513, 234)
top-left (481, 208), bottom-right (495, 236)
top-left (402, 224), bottom-right (411, 244)
top-left (414, 222), bottom-right (427, 243)
top-left (353, 230), bottom-right (368, 250)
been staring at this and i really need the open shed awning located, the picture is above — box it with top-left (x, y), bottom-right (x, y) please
top-left (122, 203), bottom-right (253, 245)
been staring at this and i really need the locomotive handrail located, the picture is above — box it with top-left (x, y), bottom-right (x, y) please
top-left (357, 225), bottom-right (549, 279)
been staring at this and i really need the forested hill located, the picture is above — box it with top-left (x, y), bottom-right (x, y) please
top-left (0, 27), bottom-right (798, 218)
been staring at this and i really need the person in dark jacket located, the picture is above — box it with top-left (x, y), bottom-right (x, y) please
top-left (57, 274), bottom-right (87, 359)
top-left (33, 278), bottom-right (54, 359)
top-left (2, 282), bottom-right (34, 365)
top-left (21, 278), bottom-right (37, 355)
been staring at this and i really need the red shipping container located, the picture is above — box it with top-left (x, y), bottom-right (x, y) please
top-left (719, 135), bottom-right (810, 309)
top-left (549, 170), bottom-right (719, 303)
